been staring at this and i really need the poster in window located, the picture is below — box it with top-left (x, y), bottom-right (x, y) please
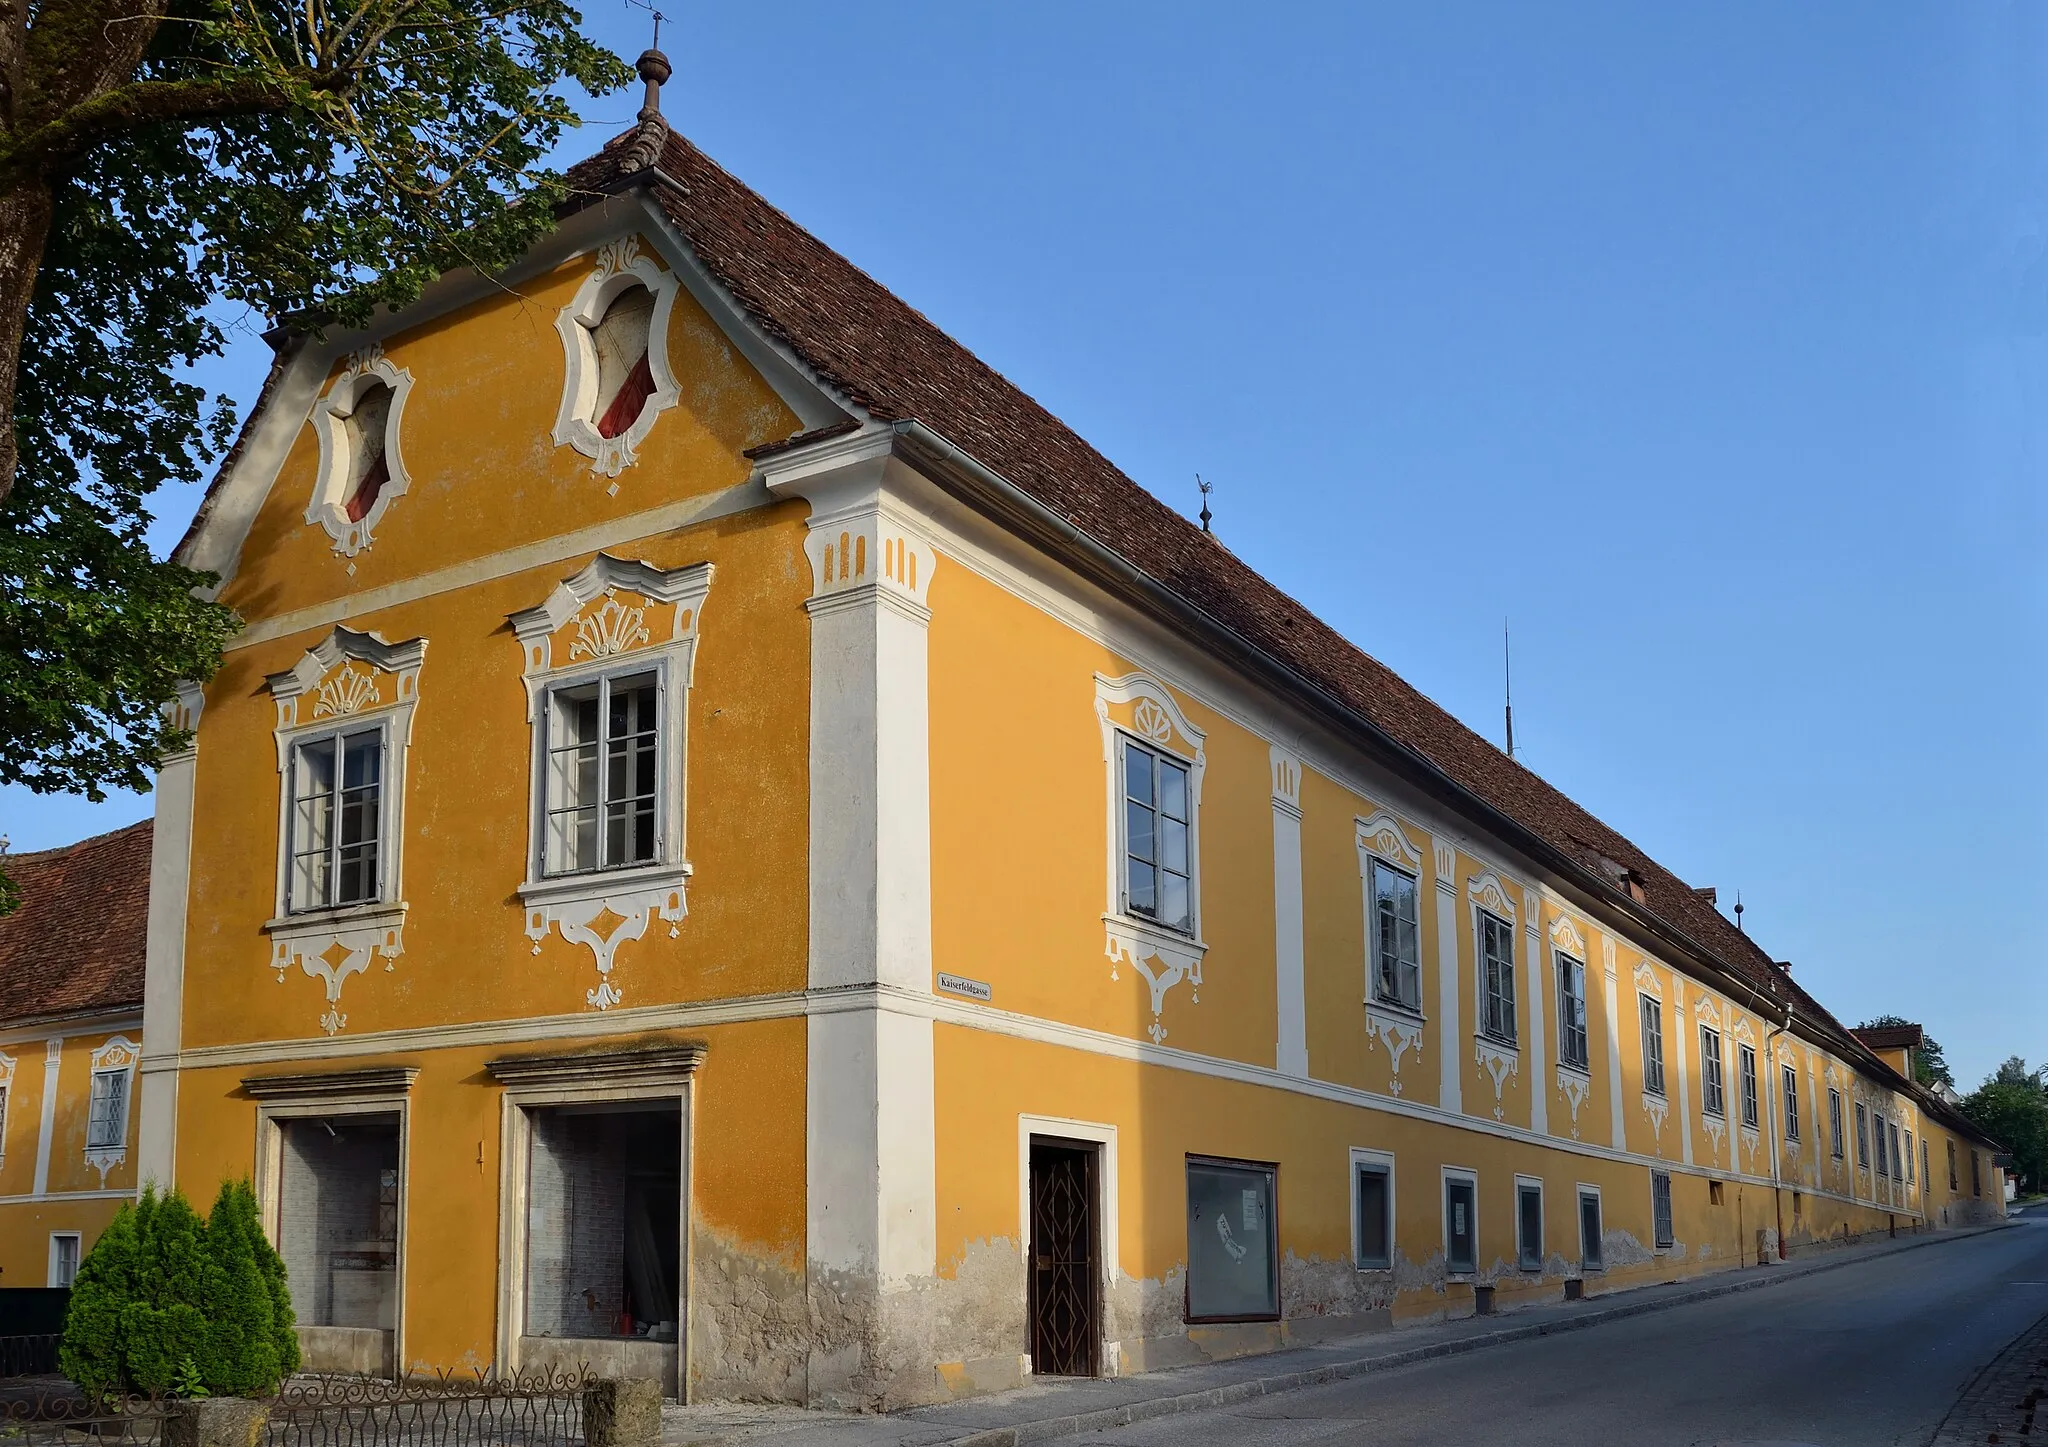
top-left (1186, 1160), bottom-right (1277, 1319)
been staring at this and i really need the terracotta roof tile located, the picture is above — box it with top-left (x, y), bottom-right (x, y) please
top-left (1853, 1024), bottom-right (1924, 1052)
top-left (0, 820), bottom-right (150, 1027)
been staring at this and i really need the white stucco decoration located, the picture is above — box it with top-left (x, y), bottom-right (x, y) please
top-left (1355, 810), bottom-right (1422, 871)
top-left (0, 1048), bottom-right (13, 1172)
top-left (85, 1036), bottom-right (138, 1185)
top-left (1474, 1038), bottom-right (1519, 1121)
top-left (1466, 872), bottom-right (1515, 921)
top-left (552, 235), bottom-right (683, 482)
top-left (1555, 1065), bottom-right (1589, 1136)
top-left (1364, 1008), bottom-right (1424, 1095)
top-left (1548, 913), bottom-right (1585, 956)
top-left (1096, 672), bottom-right (1207, 1045)
top-left (307, 344), bottom-right (415, 560)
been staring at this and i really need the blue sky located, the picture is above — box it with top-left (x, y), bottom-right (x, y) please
top-left (5, 3), bottom-right (2041, 1088)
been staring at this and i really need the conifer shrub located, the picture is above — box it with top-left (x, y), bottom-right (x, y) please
top-left (58, 1180), bottom-right (299, 1398)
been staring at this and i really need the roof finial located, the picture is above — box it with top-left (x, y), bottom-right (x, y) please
top-left (1734, 889), bottom-right (1745, 933)
top-left (1196, 474), bottom-right (1213, 534)
top-left (636, 40), bottom-right (671, 122)
top-left (618, 14), bottom-right (672, 172)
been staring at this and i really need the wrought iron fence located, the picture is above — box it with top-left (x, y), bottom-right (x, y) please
top-left (0, 1388), bottom-right (172, 1446)
top-left (0, 1332), bottom-right (61, 1378)
top-left (261, 1370), bottom-right (592, 1447)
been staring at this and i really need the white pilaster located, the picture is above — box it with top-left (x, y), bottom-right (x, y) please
top-left (1673, 993), bottom-right (1693, 1166)
top-left (1270, 748), bottom-right (1307, 1078)
top-left (1521, 888), bottom-right (1546, 1135)
top-left (1603, 939), bottom-right (1626, 1150)
top-left (1432, 838), bottom-right (1461, 1114)
top-left (138, 682), bottom-right (204, 1189)
top-left (33, 1038), bottom-right (61, 1196)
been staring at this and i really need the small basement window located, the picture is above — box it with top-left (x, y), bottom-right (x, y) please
top-left (525, 1103), bottom-right (681, 1342)
top-left (591, 286), bottom-right (658, 441)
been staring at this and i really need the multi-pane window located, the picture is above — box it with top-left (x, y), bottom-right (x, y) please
top-left (1782, 1064), bottom-right (1800, 1141)
top-left (1948, 1139), bottom-right (1957, 1190)
top-left (0, 1083), bottom-right (8, 1155)
top-left (1121, 739), bottom-right (1192, 934)
top-left (1857, 1103), bottom-right (1871, 1167)
top-left (1828, 1088), bottom-right (1844, 1159)
top-left (1904, 1130), bottom-right (1915, 1185)
top-left (1891, 1124), bottom-right (1904, 1184)
top-left (543, 670), bottom-right (660, 876)
top-left (1516, 1180), bottom-right (1543, 1272)
top-left (1874, 1115), bottom-right (1889, 1178)
top-left (1922, 1139), bottom-right (1931, 1191)
top-left (1972, 1149), bottom-right (1982, 1197)
top-left (1354, 1157), bottom-right (1393, 1270)
top-left (1369, 860), bottom-right (1421, 1012)
top-left (1650, 1170), bottom-right (1674, 1250)
top-left (1444, 1173), bottom-right (1478, 1275)
top-left (1639, 997), bottom-right (1666, 1097)
top-left (1699, 1026), bottom-right (1725, 1117)
top-left (1557, 954), bottom-right (1589, 1070)
top-left (1478, 912), bottom-right (1516, 1044)
top-left (50, 1233), bottom-right (80, 1288)
top-left (1578, 1188), bottom-right (1603, 1270)
top-left (287, 728), bottom-right (383, 910)
top-left (1738, 1045), bottom-right (1760, 1128)
top-left (86, 1068), bottom-right (129, 1150)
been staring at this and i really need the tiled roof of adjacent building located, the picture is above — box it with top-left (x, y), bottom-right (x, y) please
top-left (1853, 1024), bottom-right (1926, 1053)
top-left (0, 820), bottom-right (151, 1027)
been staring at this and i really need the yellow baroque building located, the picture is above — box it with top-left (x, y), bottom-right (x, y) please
top-left (134, 71), bottom-right (2003, 1405)
top-left (0, 823), bottom-right (149, 1290)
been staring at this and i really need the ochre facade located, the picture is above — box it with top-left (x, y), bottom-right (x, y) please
top-left (135, 119), bottom-right (2003, 1407)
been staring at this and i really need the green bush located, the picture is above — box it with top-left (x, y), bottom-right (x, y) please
top-left (59, 1180), bottom-right (298, 1398)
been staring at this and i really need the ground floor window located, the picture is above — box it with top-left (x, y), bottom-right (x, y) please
top-left (1351, 1151), bottom-right (1393, 1271)
top-left (525, 1103), bottom-right (681, 1342)
top-left (277, 1112), bottom-right (400, 1330)
top-left (48, 1232), bottom-right (80, 1287)
top-left (1443, 1170), bottom-right (1478, 1276)
top-left (1650, 1170), bottom-right (1674, 1250)
top-left (1577, 1187), bottom-right (1603, 1271)
top-left (1186, 1157), bottom-right (1278, 1321)
top-left (1515, 1178), bottom-right (1543, 1272)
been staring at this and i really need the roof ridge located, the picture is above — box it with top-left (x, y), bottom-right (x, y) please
top-left (5, 815), bottom-right (154, 863)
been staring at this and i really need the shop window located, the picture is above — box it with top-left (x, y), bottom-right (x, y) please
top-left (1577, 1187), bottom-right (1603, 1271)
top-left (1186, 1157), bottom-right (1278, 1321)
top-left (525, 1104), bottom-right (681, 1342)
top-left (1352, 1152), bottom-right (1393, 1271)
top-left (1444, 1171), bottom-right (1478, 1276)
top-left (1515, 1179), bottom-right (1543, 1272)
top-left (277, 1113), bottom-right (401, 1332)
top-left (1651, 1170), bottom-right (1674, 1250)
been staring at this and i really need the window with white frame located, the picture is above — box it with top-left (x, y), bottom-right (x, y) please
top-left (1444, 1170), bottom-right (1478, 1276)
top-left (1516, 1178), bottom-right (1543, 1272)
top-left (1874, 1113), bottom-right (1889, 1177)
top-left (1352, 1151), bottom-right (1393, 1270)
top-left (1922, 1138), bottom-right (1931, 1190)
top-left (286, 726), bottom-right (385, 911)
top-left (1478, 912), bottom-right (1516, 1044)
top-left (1904, 1129), bottom-right (1915, 1184)
top-left (49, 1232), bottom-right (80, 1288)
top-left (1369, 859), bottom-right (1421, 1012)
top-left (1121, 738), bottom-right (1193, 934)
top-left (540, 668), bottom-right (661, 876)
top-left (0, 1081), bottom-right (9, 1161)
top-left (1738, 1045), bottom-right (1760, 1128)
top-left (1947, 1138), bottom-right (1956, 1189)
top-left (1700, 1025), bottom-right (1725, 1117)
top-left (1857, 1102), bottom-right (1871, 1167)
top-left (1828, 1088), bottom-right (1844, 1159)
top-left (1891, 1123), bottom-right (1904, 1183)
top-left (1650, 1170), bottom-right (1674, 1250)
top-left (1577, 1186), bottom-right (1603, 1270)
top-left (1556, 953), bottom-right (1589, 1070)
top-left (1639, 996), bottom-right (1666, 1097)
top-left (1782, 1064), bottom-right (1800, 1141)
top-left (86, 1064), bottom-right (131, 1151)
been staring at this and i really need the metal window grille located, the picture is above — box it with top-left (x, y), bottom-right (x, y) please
top-left (288, 727), bottom-right (383, 910)
top-left (1699, 1027), bottom-right (1725, 1117)
top-left (1738, 1046), bottom-right (1759, 1128)
top-left (1478, 912), bottom-right (1516, 1044)
top-left (85, 1070), bottom-right (128, 1150)
top-left (543, 669), bottom-right (661, 876)
top-left (1121, 738), bottom-right (1192, 934)
top-left (1355, 1163), bottom-right (1392, 1270)
top-left (1828, 1089), bottom-right (1844, 1159)
top-left (1782, 1064), bottom-right (1800, 1141)
top-left (1650, 1170), bottom-right (1674, 1249)
top-left (1578, 1190), bottom-right (1603, 1270)
top-left (1516, 1183), bottom-right (1543, 1272)
top-left (1639, 997), bottom-right (1666, 1097)
top-left (1369, 860), bottom-right (1421, 1011)
top-left (1556, 954), bottom-right (1589, 1070)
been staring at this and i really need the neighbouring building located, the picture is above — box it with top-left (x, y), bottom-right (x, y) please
top-left (0, 823), bottom-right (148, 1288)
top-left (132, 58), bottom-right (2004, 1406)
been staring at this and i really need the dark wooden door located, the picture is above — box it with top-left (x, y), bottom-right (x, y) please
top-left (1028, 1140), bottom-right (1099, 1377)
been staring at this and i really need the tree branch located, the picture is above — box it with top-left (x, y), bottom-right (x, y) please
top-left (7, 70), bottom-right (322, 169)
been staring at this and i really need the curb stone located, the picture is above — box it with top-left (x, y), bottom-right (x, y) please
top-left (935, 1222), bottom-right (2019, 1447)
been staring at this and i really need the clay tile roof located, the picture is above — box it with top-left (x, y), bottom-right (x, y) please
top-left (0, 820), bottom-right (151, 1028)
top-left (1853, 1024), bottom-right (1925, 1052)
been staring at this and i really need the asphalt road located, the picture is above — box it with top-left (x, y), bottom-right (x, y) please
top-left (1075, 1216), bottom-right (2048, 1447)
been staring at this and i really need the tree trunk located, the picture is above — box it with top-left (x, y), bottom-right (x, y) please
top-left (0, 174), bottom-right (49, 507)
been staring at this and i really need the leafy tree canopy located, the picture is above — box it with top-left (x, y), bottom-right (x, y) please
top-left (1856, 1014), bottom-right (1955, 1090)
top-left (0, 0), bottom-right (630, 905)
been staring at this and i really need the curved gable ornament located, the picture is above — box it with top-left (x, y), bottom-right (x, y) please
top-left (1356, 810), bottom-right (1423, 870)
top-left (1466, 872), bottom-right (1516, 921)
top-left (1548, 913), bottom-right (1586, 957)
top-left (307, 345), bottom-right (415, 560)
top-left (552, 235), bottom-right (683, 483)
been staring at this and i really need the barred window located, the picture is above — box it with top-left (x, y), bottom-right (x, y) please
top-left (1478, 912), bottom-right (1516, 1044)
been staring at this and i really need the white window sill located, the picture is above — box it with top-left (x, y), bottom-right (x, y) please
top-left (1366, 997), bottom-right (1427, 1025)
top-left (519, 861), bottom-right (691, 908)
top-left (265, 901), bottom-right (408, 937)
top-left (1102, 912), bottom-right (1206, 959)
top-left (1556, 1059), bottom-right (1592, 1080)
top-left (1475, 1033), bottom-right (1521, 1054)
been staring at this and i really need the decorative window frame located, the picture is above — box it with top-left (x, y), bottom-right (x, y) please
top-left (510, 553), bottom-right (712, 1011)
top-left (83, 1036), bottom-right (137, 1185)
top-left (1357, 811), bottom-right (1426, 1092)
top-left (264, 627), bottom-right (425, 1036)
top-left (48, 1231), bottom-right (81, 1288)
top-left (1781, 1062), bottom-right (1802, 1148)
top-left (1632, 963), bottom-right (1670, 1144)
top-left (1468, 873), bottom-right (1519, 1119)
top-left (1733, 1020), bottom-right (1763, 1158)
top-left (0, 1048), bottom-right (12, 1173)
top-left (551, 235), bottom-right (684, 482)
top-left (1349, 1146), bottom-right (1396, 1272)
top-left (1096, 672), bottom-right (1207, 1044)
top-left (307, 345), bottom-right (415, 560)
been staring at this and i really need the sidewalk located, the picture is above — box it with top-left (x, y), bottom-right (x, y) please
top-left (661, 1221), bottom-right (2019, 1446)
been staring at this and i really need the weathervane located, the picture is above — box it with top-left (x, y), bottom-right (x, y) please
top-left (1196, 475), bottom-right (1213, 533)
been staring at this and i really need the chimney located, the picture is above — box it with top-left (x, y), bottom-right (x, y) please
top-left (1775, 960), bottom-right (1793, 976)
top-left (1693, 886), bottom-right (1717, 906)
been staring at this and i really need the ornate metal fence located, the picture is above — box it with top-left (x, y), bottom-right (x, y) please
top-left (0, 1389), bottom-right (172, 1446)
top-left (261, 1371), bottom-right (591, 1447)
top-left (0, 1332), bottom-right (61, 1378)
